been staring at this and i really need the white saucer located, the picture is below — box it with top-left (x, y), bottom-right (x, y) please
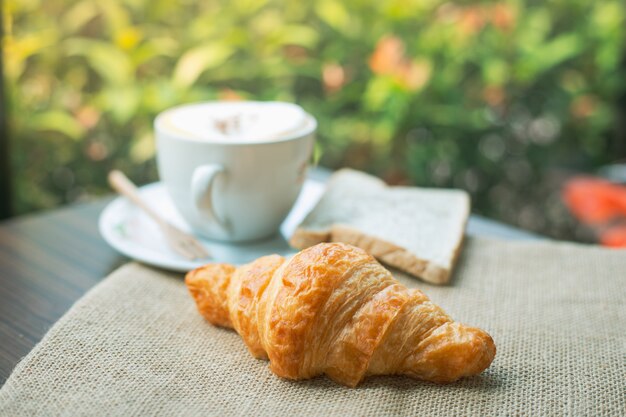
top-left (99, 179), bottom-right (326, 271)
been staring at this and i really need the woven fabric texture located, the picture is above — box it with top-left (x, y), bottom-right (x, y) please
top-left (0, 238), bottom-right (624, 416)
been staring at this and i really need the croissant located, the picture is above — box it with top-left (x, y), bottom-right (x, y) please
top-left (186, 242), bottom-right (495, 387)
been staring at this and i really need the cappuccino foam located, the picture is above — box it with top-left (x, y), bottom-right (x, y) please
top-left (158, 101), bottom-right (312, 143)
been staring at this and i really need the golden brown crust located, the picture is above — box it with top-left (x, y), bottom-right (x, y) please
top-left (324, 283), bottom-right (408, 386)
top-left (404, 322), bottom-right (496, 383)
top-left (185, 242), bottom-right (496, 387)
top-left (229, 255), bottom-right (284, 359)
top-left (264, 243), bottom-right (372, 379)
top-left (185, 263), bottom-right (236, 328)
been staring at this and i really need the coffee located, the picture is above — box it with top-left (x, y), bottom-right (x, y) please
top-left (157, 101), bottom-right (313, 144)
top-left (155, 101), bottom-right (316, 242)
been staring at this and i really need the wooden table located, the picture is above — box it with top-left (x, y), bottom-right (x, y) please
top-left (0, 189), bottom-right (540, 386)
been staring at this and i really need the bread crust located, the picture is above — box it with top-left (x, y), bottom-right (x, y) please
top-left (290, 222), bottom-right (465, 285)
top-left (289, 169), bottom-right (470, 285)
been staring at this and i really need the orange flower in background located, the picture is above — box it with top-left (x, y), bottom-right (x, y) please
top-left (322, 62), bottom-right (346, 94)
top-left (369, 35), bottom-right (431, 91)
top-left (562, 177), bottom-right (626, 224)
top-left (436, 2), bottom-right (516, 36)
top-left (600, 225), bottom-right (626, 248)
top-left (458, 6), bottom-right (486, 36)
top-left (570, 95), bottom-right (598, 119)
top-left (482, 85), bottom-right (506, 106)
top-left (74, 106), bottom-right (101, 129)
top-left (369, 36), bottom-right (405, 76)
top-left (491, 3), bottom-right (516, 32)
top-left (401, 59), bottom-right (432, 91)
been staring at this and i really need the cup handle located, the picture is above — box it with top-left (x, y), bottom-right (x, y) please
top-left (191, 164), bottom-right (228, 232)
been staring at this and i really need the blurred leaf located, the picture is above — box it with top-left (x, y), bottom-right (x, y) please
top-left (534, 34), bottom-right (582, 69)
top-left (141, 80), bottom-right (181, 112)
top-left (233, 0), bottom-right (271, 15)
top-left (519, 8), bottom-right (552, 48)
top-left (97, 85), bottom-right (141, 124)
top-left (172, 43), bottom-right (233, 88)
top-left (592, 2), bottom-right (625, 33)
top-left (129, 130), bottom-right (155, 163)
top-left (115, 26), bottom-right (142, 50)
top-left (315, 0), bottom-right (351, 34)
top-left (279, 25), bottom-right (319, 48)
top-left (4, 32), bottom-right (57, 78)
top-left (518, 34), bottom-right (582, 80)
top-left (31, 111), bottom-right (85, 140)
top-left (65, 39), bottom-right (134, 85)
top-left (133, 37), bottom-right (178, 66)
top-left (483, 59), bottom-right (508, 86)
top-left (97, 1), bottom-right (131, 33)
top-left (363, 76), bottom-right (395, 110)
top-left (61, 0), bottom-right (98, 34)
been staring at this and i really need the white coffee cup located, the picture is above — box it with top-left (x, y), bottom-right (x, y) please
top-left (155, 101), bottom-right (316, 242)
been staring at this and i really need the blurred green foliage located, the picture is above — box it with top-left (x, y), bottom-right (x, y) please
top-left (4, 0), bottom-right (626, 238)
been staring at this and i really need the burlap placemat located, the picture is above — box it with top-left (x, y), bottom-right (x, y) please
top-left (0, 238), bottom-right (624, 416)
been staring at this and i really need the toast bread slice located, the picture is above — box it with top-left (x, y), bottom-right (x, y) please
top-left (290, 169), bottom-right (470, 284)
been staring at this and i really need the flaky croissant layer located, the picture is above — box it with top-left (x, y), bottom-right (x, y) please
top-left (186, 242), bottom-right (495, 387)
